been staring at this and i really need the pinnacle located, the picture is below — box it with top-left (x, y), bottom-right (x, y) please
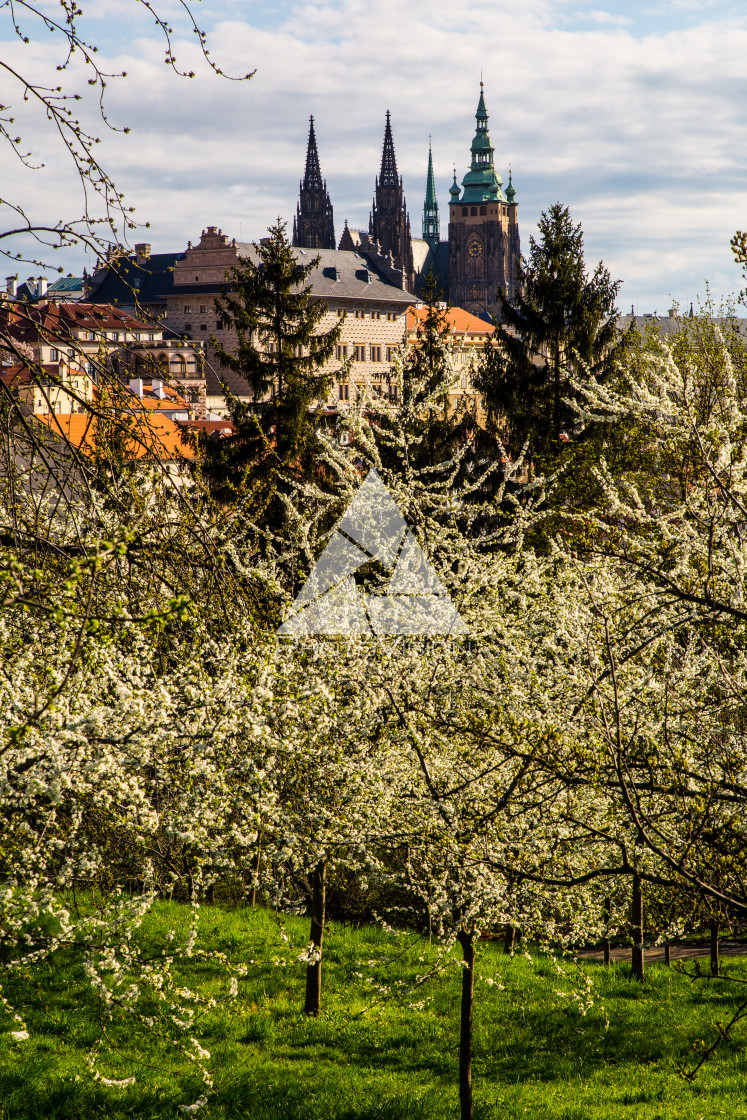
top-left (303, 116), bottom-right (323, 192)
top-left (379, 111), bottom-right (399, 187)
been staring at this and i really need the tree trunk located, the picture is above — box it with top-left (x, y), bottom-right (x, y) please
top-left (631, 873), bottom-right (644, 981)
top-left (664, 941), bottom-right (671, 967)
top-left (503, 924), bottom-right (515, 955)
top-left (603, 896), bottom-right (611, 966)
top-left (251, 837), bottom-right (262, 908)
top-left (456, 929), bottom-right (475, 1120)
top-left (304, 859), bottom-right (326, 1016)
top-left (710, 917), bottom-right (720, 977)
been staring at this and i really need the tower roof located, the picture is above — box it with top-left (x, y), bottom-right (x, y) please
top-left (422, 140), bottom-right (440, 247)
top-left (379, 111), bottom-right (400, 187)
top-left (505, 167), bottom-right (516, 204)
top-left (303, 115), bottom-right (324, 193)
top-left (454, 83), bottom-right (506, 206)
top-left (424, 142), bottom-right (437, 208)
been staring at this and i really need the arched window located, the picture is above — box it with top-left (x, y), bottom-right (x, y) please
top-left (170, 354), bottom-right (187, 376)
top-left (471, 207), bottom-right (477, 216)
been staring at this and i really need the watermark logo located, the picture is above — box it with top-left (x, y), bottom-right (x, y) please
top-left (278, 468), bottom-right (466, 637)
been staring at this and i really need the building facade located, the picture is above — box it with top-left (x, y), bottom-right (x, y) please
top-left (0, 300), bottom-right (206, 417)
top-left (163, 228), bottom-right (416, 416)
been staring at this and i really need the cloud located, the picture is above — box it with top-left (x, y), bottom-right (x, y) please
top-left (0, 0), bottom-right (744, 310)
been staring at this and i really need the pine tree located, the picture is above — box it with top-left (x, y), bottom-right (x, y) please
top-left (475, 203), bottom-right (627, 464)
top-left (199, 219), bottom-right (341, 523)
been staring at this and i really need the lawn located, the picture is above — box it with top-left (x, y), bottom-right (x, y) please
top-left (1, 902), bottom-right (746, 1119)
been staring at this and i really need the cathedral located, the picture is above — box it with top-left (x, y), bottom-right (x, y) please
top-left (292, 84), bottom-right (520, 322)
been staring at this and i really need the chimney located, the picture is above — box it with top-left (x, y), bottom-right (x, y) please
top-left (129, 377), bottom-right (144, 398)
top-left (152, 378), bottom-right (165, 400)
top-left (134, 243), bottom-right (151, 260)
top-left (36, 277), bottom-right (48, 298)
top-left (5, 276), bottom-right (17, 297)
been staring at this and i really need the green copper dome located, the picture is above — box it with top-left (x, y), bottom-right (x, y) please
top-left (454, 83), bottom-right (506, 206)
top-left (505, 168), bottom-right (516, 204)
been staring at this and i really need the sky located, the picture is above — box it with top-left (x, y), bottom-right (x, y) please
top-left (1, 0), bottom-right (746, 312)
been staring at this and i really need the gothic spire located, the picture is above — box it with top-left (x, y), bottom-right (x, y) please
top-left (293, 115), bottom-right (335, 250)
top-left (379, 110), bottom-right (400, 188)
top-left (303, 115), bottom-right (324, 193)
top-left (369, 111), bottom-right (414, 291)
top-left (422, 140), bottom-right (440, 247)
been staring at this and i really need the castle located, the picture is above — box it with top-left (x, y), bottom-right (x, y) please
top-left (292, 84), bottom-right (520, 322)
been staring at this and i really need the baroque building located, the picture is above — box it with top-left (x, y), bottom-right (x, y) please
top-left (292, 116), bottom-right (336, 251)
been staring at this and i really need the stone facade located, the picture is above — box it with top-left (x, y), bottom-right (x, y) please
top-left (447, 199), bottom-right (520, 320)
top-left (163, 228), bottom-right (415, 417)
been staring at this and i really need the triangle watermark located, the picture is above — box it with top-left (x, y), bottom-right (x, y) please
top-left (278, 468), bottom-right (466, 637)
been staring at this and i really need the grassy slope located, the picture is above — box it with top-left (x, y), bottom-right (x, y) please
top-left (0, 902), bottom-right (746, 1120)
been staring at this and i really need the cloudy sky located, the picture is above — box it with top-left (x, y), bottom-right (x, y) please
top-left (1, 0), bottom-right (746, 311)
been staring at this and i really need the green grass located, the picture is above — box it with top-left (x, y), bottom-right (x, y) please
top-left (1, 901), bottom-right (746, 1119)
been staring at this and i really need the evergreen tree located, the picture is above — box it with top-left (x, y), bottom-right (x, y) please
top-left (377, 269), bottom-right (476, 475)
top-left (475, 203), bottom-right (628, 464)
top-left (199, 220), bottom-right (341, 523)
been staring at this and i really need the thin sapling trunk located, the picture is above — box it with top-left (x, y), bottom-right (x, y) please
top-left (304, 858), bottom-right (326, 1016)
top-left (631, 873), bottom-right (644, 981)
top-left (456, 929), bottom-right (475, 1120)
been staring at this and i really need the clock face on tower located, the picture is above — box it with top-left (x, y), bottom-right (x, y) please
top-left (468, 240), bottom-right (483, 258)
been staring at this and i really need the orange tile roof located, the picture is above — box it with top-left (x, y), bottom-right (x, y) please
top-left (408, 306), bottom-right (496, 335)
top-left (37, 408), bottom-right (195, 461)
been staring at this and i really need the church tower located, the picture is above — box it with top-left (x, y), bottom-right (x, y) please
top-left (422, 141), bottom-right (440, 248)
top-left (293, 116), bottom-right (336, 251)
top-left (448, 84), bottom-right (520, 319)
top-left (369, 112), bottom-right (414, 289)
